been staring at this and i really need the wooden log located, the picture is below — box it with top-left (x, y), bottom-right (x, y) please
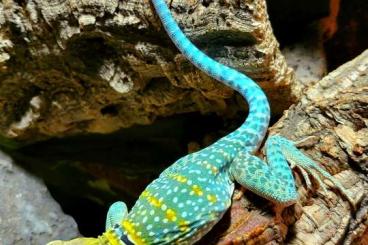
top-left (0, 0), bottom-right (293, 145)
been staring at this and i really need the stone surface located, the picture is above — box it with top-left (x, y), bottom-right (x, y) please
top-left (0, 0), bottom-right (293, 145)
top-left (0, 150), bottom-right (79, 245)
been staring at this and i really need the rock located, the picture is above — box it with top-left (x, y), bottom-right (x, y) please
top-left (0, 150), bottom-right (79, 245)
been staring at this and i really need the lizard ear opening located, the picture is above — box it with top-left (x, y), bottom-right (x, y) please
top-left (105, 201), bottom-right (128, 231)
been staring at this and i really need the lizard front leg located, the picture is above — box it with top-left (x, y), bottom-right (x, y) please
top-left (229, 151), bottom-right (298, 223)
top-left (229, 135), bottom-right (355, 223)
top-left (105, 201), bottom-right (129, 231)
top-left (266, 135), bottom-right (355, 210)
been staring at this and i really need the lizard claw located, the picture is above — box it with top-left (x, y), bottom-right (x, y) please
top-left (233, 187), bottom-right (246, 200)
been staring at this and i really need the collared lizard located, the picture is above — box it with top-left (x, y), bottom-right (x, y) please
top-left (48, 0), bottom-right (354, 244)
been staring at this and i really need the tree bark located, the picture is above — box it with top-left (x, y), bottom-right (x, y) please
top-left (199, 50), bottom-right (368, 245)
top-left (270, 49), bottom-right (368, 244)
top-left (0, 0), bottom-right (293, 145)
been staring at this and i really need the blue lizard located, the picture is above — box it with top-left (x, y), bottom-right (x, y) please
top-left (48, 0), bottom-right (354, 244)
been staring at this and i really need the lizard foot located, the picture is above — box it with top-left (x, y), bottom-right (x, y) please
top-left (269, 135), bottom-right (356, 211)
top-left (105, 201), bottom-right (128, 231)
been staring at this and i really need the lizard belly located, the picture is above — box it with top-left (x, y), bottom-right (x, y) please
top-left (122, 152), bottom-right (234, 244)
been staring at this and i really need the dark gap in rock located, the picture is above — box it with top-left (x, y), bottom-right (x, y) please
top-left (202, 0), bottom-right (212, 8)
top-left (100, 104), bottom-right (119, 116)
top-left (266, 0), bottom-right (329, 46)
top-left (13, 0), bottom-right (25, 7)
top-left (143, 77), bottom-right (172, 92)
top-left (195, 30), bottom-right (256, 48)
top-left (267, 0), bottom-right (368, 71)
top-left (47, 186), bottom-right (108, 236)
top-left (66, 36), bottom-right (118, 74)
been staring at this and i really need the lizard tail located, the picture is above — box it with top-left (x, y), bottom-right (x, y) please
top-left (152, 0), bottom-right (270, 151)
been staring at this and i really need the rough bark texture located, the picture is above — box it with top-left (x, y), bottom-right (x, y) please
top-left (269, 49), bottom-right (368, 244)
top-left (200, 49), bottom-right (368, 245)
top-left (0, 0), bottom-right (293, 145)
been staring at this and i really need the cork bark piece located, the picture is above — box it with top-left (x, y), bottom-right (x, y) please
top-left (204, 50), bottom-right (368, 245)
top-left (0, 0), bottom-right (293, 145)
top-left (271, 49), bottom-right (368, 245)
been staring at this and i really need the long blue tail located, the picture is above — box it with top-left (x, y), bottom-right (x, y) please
top-left (152, 0), bottom-right (270, 151)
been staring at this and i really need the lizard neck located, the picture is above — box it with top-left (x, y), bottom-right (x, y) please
top-left (152, 0), bottom-right (270, 152)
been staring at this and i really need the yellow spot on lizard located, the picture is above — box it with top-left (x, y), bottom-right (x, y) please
top-left (191, 185), bottom-right (203, 196)
top-left (211, 166), bottom-right (219, 174)
top-left (169, 173), bottom-right (188, 183)
top-left (207, 194), bottom-right (217, 203)
top-left (166, 208), bottom-right (177, 222)
top-left (202, 161), bottom-right (219, 174)
top-left (179, 220), bottom-right (190, 232)
top-left (142, 190), bottom-right (162, 208)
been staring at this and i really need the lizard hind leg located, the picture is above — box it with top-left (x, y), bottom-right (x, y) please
top-left (268, 135), bottom-right (356, 210)
top-left (105, 201), bottom-right (128, 231)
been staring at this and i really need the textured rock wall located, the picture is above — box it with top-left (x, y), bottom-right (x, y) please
top-left (0, 150), bottom-right (79, 245)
